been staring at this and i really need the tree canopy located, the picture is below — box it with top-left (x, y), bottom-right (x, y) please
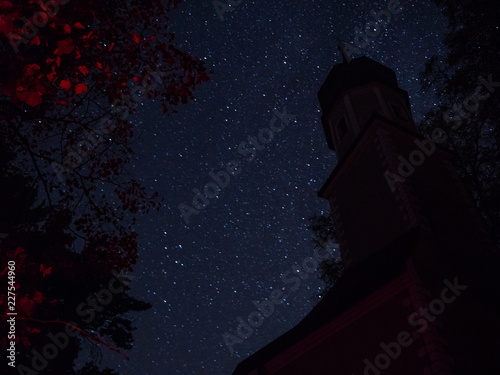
top-left (419, 0), bottom-right (500, 247)
top-left (0, 0), bottom-right (210, 373)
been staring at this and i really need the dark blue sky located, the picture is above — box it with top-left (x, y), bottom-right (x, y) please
top-left (93, 1), bottom-right (447, 374)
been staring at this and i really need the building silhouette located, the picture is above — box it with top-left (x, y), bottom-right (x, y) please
top-left (232, 54), bottom-right (500, 375)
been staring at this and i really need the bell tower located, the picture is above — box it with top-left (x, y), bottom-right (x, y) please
top-left (318, 53), bottom-right (417, 160)
top-left (317, 51), bottom-right (490, 270)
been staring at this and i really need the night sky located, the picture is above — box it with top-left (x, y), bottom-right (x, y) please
top-left (90, 1), bottom-right (448, 374)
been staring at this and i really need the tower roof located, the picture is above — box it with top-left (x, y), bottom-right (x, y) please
top-left (318, 56), bottom-right (399, 113)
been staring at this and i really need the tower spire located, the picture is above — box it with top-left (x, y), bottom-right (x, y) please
top-left (337, 39), bottom-right (352, 64)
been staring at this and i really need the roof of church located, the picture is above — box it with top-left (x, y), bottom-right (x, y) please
top-left (232, 228), bottom-right (419, 375)
top-left (318, 56), bottom-right (399, 114)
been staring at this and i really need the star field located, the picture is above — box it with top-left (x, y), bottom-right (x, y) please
top-left (93, 1), bottom-right (448, 374)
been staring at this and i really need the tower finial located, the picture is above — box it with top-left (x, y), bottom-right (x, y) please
top-left (337, 39), bottom-right (352, 64)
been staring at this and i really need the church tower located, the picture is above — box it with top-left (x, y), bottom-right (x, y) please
top-left (317, 53), bottom-right (490, 271)
top-left (232, 52), bottom-right (500, 375)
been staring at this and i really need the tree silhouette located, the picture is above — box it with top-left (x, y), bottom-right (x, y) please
top-left (308, 214), bottom-right (343, 294)
top-left (0, 0), bottom-right (210, 373)
top-left (0, 123), bottom-right (152, 374)
top-left (0, 0), bottom-right (210, 269)
top-left (418, 0), bottom-right (500, 248)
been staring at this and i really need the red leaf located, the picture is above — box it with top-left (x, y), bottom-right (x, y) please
top-left (59, 79), bottom-right (71, 91)
top-left (22, 337), bottom-right (31, 348)
top-left (24, 64), bottom-right (41, 77)
top-left (47, 68), bottom-right (57, 82)
top-left (25, 93), bottom-right (40, 106)
top-left (0, 1), bottom-right (13, 9)
top-left (75, 83), bottom-right (88, 94)
top-left (32, 291), bottom-right (44, 304)
top-left (54, 38), bottom-right (74, 56)
top-left (14, 247), bottom-right (24, 257)
top-left (64, 24), bottom-right (71, 34)
top-left (1, 17), bottom-right (17, 39)
top-left (73, 22), bottom-right (85, 29)
top-left (77, 65), bottom-right (89, 75)
top-left (35, 81), bottom-right (46, 95)
top-left (57, 99), bottom-right (68, 106)
top-left (18, 297), bottom-right (35, 317)
top-left (133, 33), bottom-right (140, 44)
top-left (108, 42), bottom-right (114, 51)
top-left (22, 91), bottom-right (42, 107)
top-left (40, 264), bottom-right (52, 277)
top-left (96, 62), bottom-right (103, 69)
top-left (31, 35), bottom-right (40, 45)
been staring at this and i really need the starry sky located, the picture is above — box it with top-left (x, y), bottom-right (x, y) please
top-left (91, 1), bottom-right (448, 374)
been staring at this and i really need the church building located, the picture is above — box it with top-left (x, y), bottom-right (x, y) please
top-left (232, 51), bottom-right (500, 375)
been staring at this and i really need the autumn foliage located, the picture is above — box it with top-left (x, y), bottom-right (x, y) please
top-left (1, 0), bottom-right (209, 110)
top-left (0, 0), bottom-right (210, 372)
top-left (1, 247), bottom-right (56, 350)
top-left (0, 0), bottom-right (210, 266)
